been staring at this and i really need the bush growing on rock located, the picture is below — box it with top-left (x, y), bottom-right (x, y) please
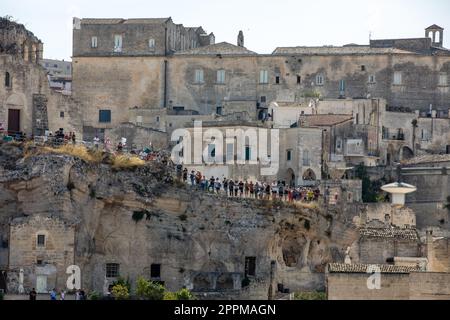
top-left (294, 291), bottom-right (326, 300)
top-left (111, 284), bottom-right (129, 300)
top-left (136, 277), bottom-right (165, 300)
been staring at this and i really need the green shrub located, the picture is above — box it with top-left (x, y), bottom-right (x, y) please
top-left (175, 288), bottom-right (196, 300)
top-left (136, 277), bottom-right (165, 300)
top-left (294, 291), bottom-right (326, 300)
top-left (113, 277), bottom-right (131, 292)
top-left (111, 284), bottom-right (129, 300)
top-left (163, 291), bottom-right (177, 300)
top-left (88, 291), bottom-right (101, 300)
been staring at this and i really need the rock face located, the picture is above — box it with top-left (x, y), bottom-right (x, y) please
top-left (0, 143), bottom-right (358, 298)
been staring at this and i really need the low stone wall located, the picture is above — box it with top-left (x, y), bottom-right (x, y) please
top-left (327, 273), bottom-right (410, 300)
top-left (327, 271), bottom-right (450, 300)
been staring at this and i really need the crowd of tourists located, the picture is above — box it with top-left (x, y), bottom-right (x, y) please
top-left (177, 168), bottom-right (321, 202)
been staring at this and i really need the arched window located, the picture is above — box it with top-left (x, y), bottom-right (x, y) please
top-left (5, 72), bottom-right (11, 87)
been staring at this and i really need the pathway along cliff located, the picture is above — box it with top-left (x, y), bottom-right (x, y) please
top-left (0, 142), bottom-right (358, 299)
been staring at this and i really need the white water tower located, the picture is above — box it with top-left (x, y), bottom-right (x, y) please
top-left (381, 182), bottom-right (417, 206)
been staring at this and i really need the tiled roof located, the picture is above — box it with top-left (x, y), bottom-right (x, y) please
top-left (175, 42), bottom-right (257, 55)
top-left (402, 154), bottom-right (450, 165)
top-left (80, 18), bottom-right (169, 25)
top-left (328, 263), bottom-right (421, 274)
top-left (359, 228), bottom-right (419, 240)
top-left (272, 46), bottom-right (414, 55)
top-left (298, 114), bottom-right (353, 127)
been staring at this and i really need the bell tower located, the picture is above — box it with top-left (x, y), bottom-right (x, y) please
top-left (425, 24), bottom-right (444, 47)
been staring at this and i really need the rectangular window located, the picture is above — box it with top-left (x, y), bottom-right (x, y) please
top-left (156, 116), bottom-right (160, 123)
top-left (216, 106), bottom-right (222, 115)
top-left (91, 36), bottom-right (98, 48)
top-left (195, 69), bottom-right (204, 83)
top-left (217, 70), bottom-right (225, 84)
top-left (99, 110), bottom-right (111, 123)
top-left (316, 74), bottom-right (324, 86)
top-left (286, 149), bottom-right (292, 161)
top-left (148, 38), bottom-right (155, 50)
top-left (439, 73), bottom-right (448, 86)
top-left (369, 75), bottom-right (376, 84)
top-left (60, 111), bottom-right (64, 118)
top-left (226, 143), bottom-right (234, 161)
top-left (245, 146), bottom-right (251, 161)
top-left (37, 234), bottom-right (45, 247)
top-left (393, 71), bottom-right (402, 85)
top-left (260, 96), bottom-right (266, 103)
top-left (303, 149), bottom-right (310, 166)
top-left (114, 35), bottom-right (122, 52)
top-left (336, 138), bottom-right (342, 150)
top-left (259, 70), bottom-right (268, 84)
top-left (339, 80), bottom-right (346, 92)
top-left (297, 75), bottom-right (301, 84)
top-left (106, 263), bottom-right (120, 278)
top-left (421, 129), bottom-right (429, 141)
top-left (361, 65), bottom-right (366, 71)
top-left (275, 75), bottom-right (280, 84)
top-left (150, 264), bottom-right (161, 278)
top-left (245, 257), bottom-right (256, 277)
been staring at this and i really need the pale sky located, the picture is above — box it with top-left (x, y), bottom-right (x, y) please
top-left (2, 0), bottom-right (450, 60)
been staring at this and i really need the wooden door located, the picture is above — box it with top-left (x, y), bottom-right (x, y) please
top-left (7, 109), bottom-right (20, 134)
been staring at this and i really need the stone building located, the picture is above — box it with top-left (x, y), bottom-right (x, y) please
top-left (326, 180), bottom-right (450, 300)
top-left (0, 17), bottom-right (82, 138)
top-left (176, 120), bottom-right (323, 185)
top-left (72, 20), bottom-right (450, 140)
top-left (7, 215), bottom-right (76, 293)
top-left (40, 58), bottom-right (72, 93)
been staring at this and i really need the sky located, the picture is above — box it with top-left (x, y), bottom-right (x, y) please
top-left (2, 0), bottom-right (450, 61)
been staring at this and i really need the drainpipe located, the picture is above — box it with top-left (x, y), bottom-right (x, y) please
top-left (163, 60), bottom-right (168, 109)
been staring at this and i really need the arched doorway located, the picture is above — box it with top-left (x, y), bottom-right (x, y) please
top-left (286, 168), bottom-right (296, 186)
top-left (302, 169), bottom-right (316, 181)
top-left (400, 146), bottom-right (414, 160)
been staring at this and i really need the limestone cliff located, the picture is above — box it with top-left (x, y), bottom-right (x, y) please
top-left (0, 143), bottom-right (358, 298)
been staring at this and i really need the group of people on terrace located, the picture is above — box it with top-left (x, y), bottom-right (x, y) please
top-left (178, 168), bottom-right (321, 202)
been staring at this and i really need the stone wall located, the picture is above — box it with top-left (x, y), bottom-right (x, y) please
top-left (0, 143), bottom-right (359, 296)
top-left (327, 271), bottom-right (450, 300)
top-left (104, 123), bottom-right (168, 150)
top-left (8, 215), bottom-right (75, 293)
top-left (359, 238), bottom-right (420, 264)
top-left (327, 272), bottom-right (410, 300)
top-left (1, 18), bottom-right (83, 138)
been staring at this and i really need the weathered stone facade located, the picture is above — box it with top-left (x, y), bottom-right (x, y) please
top-left (72, 21), bottom-right (450, 138)
top-left (8, 215), bottom-right (75, 293)
top-left (0, 143), bottom-right (359, 297)
top-left (0, 18), bottom-right (82, 137)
